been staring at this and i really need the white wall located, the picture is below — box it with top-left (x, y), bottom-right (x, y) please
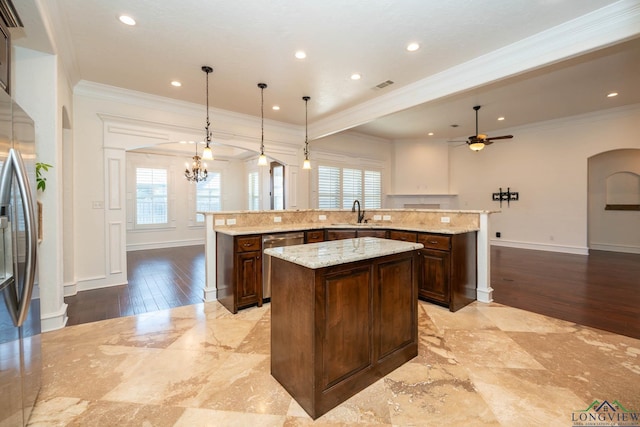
top-left (72, 83), bottom-right (306, 291)
top-left (448, 105), bottom-right (640, 254)
top-left (125, 151), bottom-right (245, 250)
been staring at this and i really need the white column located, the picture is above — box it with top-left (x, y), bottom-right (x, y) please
top-left (203, 213), bottom-right (217, 302)
top-left (476, 212), bottom-right (493, 303)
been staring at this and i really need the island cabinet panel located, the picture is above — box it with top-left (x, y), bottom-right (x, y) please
top-left (416, 232), bottom-right (476, 312)
top-left (271, 251), bottom-right (418, 419)
top-left (216, 233), bottom-right (263, 314)
top-left (322, 267), bottom-right (372, 389)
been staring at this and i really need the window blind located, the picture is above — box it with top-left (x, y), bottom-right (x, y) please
top-left (248, 171), bottom-right (260, 211)
top-left (196, 172), bottom-right (221, 221)
top-left (318, 166), bottom-right (340, 208)
top-left (136, 168), bottom-right (168, 225)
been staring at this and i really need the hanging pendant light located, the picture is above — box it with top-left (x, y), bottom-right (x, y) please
top-left (184, 142), bottom-right (208, 182)
top-left (202, 66), bottom-right (214, 160)
top-left (185, 66), bottom-right (212, 182)
top-left (257, 83), bottom-right (268, 166)
top-left (302, 96), bottom-right (311, 170)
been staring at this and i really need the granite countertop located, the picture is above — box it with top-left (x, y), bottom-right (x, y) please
top-left (215, 223), bottom-right (479, 236)
top-left (264, 237), bottom-right (423, 269)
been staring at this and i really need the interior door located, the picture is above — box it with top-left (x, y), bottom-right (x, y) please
top-left (270, 161), bottom-right (284, 210)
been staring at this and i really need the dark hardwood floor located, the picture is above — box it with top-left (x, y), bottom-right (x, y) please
top-left (65, 245), bottom-right (205, 326)
top-left (64, 244), bottom-right (639, 340)
top-left (491, 246), bottom-right (640, 339)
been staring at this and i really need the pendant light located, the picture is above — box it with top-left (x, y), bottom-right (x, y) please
top-left (201, 66), bottom-right (214, 160)
top-left (302, 96), bottom-right (311, 170)
top-left (257, 83), bottom-right (268, 166)
top-left (184, 141), bottom-right (208, 182)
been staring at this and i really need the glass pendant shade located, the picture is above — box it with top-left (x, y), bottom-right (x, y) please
top-left (258, 153), bottom-right (268, 166)
top-left (302, 158), bottom-right (311, 170)
top-left (469, 141), bottom-right (485, 151)
top-left (202, 144), bottom-right (213, 160)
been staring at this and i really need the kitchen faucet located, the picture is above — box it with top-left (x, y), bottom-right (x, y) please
top-left (351, 199), bottom-right (365, 223)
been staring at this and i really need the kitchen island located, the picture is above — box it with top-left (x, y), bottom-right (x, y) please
top-left (265, 237), bottom-right (422, 419)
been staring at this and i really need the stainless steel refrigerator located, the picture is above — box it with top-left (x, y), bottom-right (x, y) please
top-left (0, 90), bottom-right (41, 426)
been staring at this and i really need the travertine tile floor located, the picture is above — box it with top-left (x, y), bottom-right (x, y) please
top-left (29, 301), bottom-right (640, 426)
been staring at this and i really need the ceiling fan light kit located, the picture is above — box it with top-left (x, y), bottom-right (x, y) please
top-left (466, 105), bottom-right (513, 151)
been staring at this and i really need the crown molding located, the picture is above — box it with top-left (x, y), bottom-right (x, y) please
top-left (309, 0), bottom-right (640, 140)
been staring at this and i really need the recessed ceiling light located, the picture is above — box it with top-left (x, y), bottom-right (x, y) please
top-left (272, 105), bottom-right (280, 111)
top-left (295, 51), bottom-right (306, 59)
top-left (351, 73), bottom-right (361, 80)
top-left (428, 132), bottom-right (434, 136)
top-left (171, 81), bottom-right (181, 87)
top-left (497, 117), bottom-right (505, 121)
top-left (118, 15), bottom-right (136, 26)
top-left (406, 42), bottom-right (420, 52)
top-left (607, 92), bottom-right (618, 98)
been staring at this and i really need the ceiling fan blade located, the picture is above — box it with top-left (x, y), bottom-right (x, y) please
top-left (485, 135), bottom-right (513, 141)
top-left (447, 139), bottom-right (468, 143)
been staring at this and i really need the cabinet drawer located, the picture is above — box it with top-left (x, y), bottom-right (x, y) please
top-left (306, 230), bottom-right (325, 243)
top-left (236, 236), bottom-right (261, 252)
top-left (417, 234), bottom-right (450, 251)
top-left (389, 231), bottom-right (417, 242)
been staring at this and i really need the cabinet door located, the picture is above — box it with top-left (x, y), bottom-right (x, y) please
top-left (235, 251), bottom-right (262, 308)
top-left (357, 229), bottom-right (388, 238)
top-left (418, 249), bottom-right (450, 304)
top-left (325, 229), bottom-right (357, 241)
top-left (389, 230), bottom-right (417, 242)
top-left (305, 230), bottom-right (325, 243)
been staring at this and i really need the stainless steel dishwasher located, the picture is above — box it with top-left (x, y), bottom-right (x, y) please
top-left (262, 232), bottom-right (305, 301)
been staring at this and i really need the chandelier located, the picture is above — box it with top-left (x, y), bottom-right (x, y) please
top-left (185, 66), bottom-right (213, 182)
top-left (184, 149), bottom-right (208, 182)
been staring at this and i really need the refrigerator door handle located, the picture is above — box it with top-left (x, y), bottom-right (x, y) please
top-left (0, 149), bottom-right (37, 327)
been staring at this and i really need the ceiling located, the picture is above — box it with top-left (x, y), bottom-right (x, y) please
top-left (9, 0), bottom-right (640, 150)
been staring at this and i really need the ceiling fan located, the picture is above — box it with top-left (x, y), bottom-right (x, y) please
top-left (455, 105), bottom-right (513, 151)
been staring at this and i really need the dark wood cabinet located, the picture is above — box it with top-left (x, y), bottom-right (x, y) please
top-left (305, 230), bottom-right (325, 243)
top-left (416, 232), bottom-right (476, 311)
top-left (356, 229), bottom-right (388, 238)
top-left (271, 250), bottom-right (418, 419)
top-left (389, 230), bottom-right (417, 242)
top-left (216, 234), bottom-right (263, 313)
top-left (326, 228), bottom-right (387, 240)
top-left (325, 229), bottom-right (357, 240)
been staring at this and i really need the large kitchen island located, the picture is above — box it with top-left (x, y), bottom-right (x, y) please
top-left (265, 237), bottom-right (423, 419)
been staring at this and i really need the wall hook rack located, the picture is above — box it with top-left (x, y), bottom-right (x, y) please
top-left (492, 187), bottom-right (519, 207)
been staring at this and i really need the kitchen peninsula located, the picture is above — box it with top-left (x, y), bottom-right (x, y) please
top-left (203, 208), bottom-right (494, 312)
top-left (265, 237), bottom-right (422, 419)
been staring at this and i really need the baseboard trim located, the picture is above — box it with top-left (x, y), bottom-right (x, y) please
top-left (490, 239), bottom-right (589, 255)
top-left (76, 275), bottom-right (128, 292)
top-left (41, 303), bottom-right (68, 332)
top-left (204, 286), bottom-right (217, 302)
top-left (64, 281), bottom-right (78, 297)
top-left (127, 239), bottom-right (205, 252)
top-left (589, 243), bottom-right (640, 254)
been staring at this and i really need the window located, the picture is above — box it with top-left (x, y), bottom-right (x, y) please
top-left (318, 166), bottom-right (340, 208)
top-left (136, 167), bottom-right (168, 226)
top-left (248, 171), bottom-right (260, 210)
top-left (196, 172), bottom-right (222, 222)
top-left (364, 170), bottom-right (382, 209)
top-left (317, 165), bottom-right (381, 209)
